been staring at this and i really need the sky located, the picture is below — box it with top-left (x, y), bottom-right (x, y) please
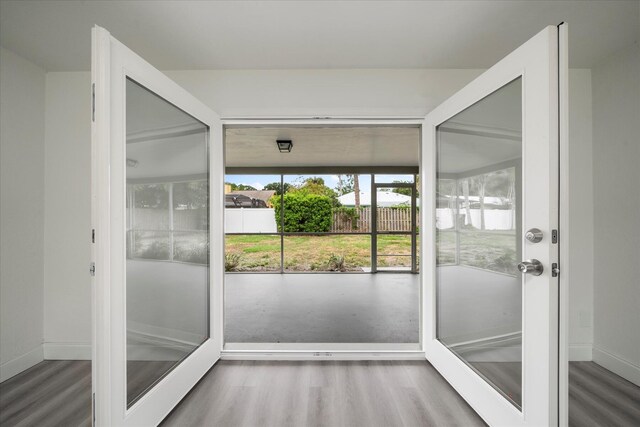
top-left (224, 174), bottom-right (414, 192)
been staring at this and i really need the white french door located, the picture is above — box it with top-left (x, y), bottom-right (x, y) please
top-left (422, 25), bottom-right (564, 426)
top-left (91, 26), bottom-right (224, 426)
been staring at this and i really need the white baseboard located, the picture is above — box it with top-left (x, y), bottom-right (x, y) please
top-left (450, 332), bottom-right (522, 362)
top-left (569, 344), bottom-right (593, 361)
top-left (43, 342), bottom-right (91, 360)
top-left (593, 346), bottom-right (640, 387)
top-left (0, 345), bottom-right (44, 382)
top-left (128, 321), bottom-right (204, 347)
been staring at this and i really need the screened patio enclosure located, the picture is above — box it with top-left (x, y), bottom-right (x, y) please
top-left (223, 172), bottom-right (419, 274)
top-left (223, 125), bottom-right (422, 346)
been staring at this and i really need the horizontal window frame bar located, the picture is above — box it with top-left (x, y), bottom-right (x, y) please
top-left (225, 166), bottom-right (418, 175)
top-left (373, 182), bottom-right (415, 188)
top-left (224, 233), bottom-right (419, 237)
top-left (375, 231), bottom-right (413, 235)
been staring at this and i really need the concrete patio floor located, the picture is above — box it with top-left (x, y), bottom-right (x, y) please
top-left (224, 273), bottom-right (420, 344)
top-left (223, 266), bottom-right (521, 347)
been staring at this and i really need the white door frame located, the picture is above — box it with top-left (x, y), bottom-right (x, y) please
top-left (422, 25), bottom-right (564, 426)
top-left (557, 22), bottom-right (570, 427)
top-left (221, 118), bottom-right (425, 360)
top-left (91, 26), bottom-right (224, 426)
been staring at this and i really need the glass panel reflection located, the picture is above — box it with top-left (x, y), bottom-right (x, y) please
top-left (436, 78), bottom-right (522, 408)
top-left (125, 78), bottom-right (209, 406)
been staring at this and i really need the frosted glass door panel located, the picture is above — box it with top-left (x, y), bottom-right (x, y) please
top-left (125, 78), bottom-right (209, 407)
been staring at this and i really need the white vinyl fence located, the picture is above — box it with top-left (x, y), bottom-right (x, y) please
top-left (225, 208), bottom-right (278, 233)
top-left (436, 208), bottom-right (516, 230)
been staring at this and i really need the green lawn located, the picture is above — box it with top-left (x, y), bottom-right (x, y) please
top-left (225, 230), bottom-right (516, 274)
top-left (225, 234), bottom-right (416, 271)
top-left (436, 230), bottom-right (517, 275)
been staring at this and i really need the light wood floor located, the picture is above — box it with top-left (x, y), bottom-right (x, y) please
top-left (569, 361), bottom-right (640, 427)
top-left (1, 360), bottom-right (639, 426)
top-left (162, 360), bottom-right (485, 427)
top-left (0, 360), bottom-right (91, 427)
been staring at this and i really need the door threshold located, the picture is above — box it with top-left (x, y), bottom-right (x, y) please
top-left (223, 342), bottom-right (423, 360)
top-left (221, 350), bottom-right (425, 361)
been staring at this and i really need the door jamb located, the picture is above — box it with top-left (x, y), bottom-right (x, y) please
top-left (220, 117), bottom-right (424, 358)
top-left (558, 22), bottom-right (570, 427)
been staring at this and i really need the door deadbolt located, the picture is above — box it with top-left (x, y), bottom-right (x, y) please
top-left (525, 228), bottom-right (543, 243)
top-left (518, 259), bottom-right (544, 276)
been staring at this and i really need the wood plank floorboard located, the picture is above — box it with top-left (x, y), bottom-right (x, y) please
top-left (161, 360), bottom-right (487, 427)
top-left (1, 360), bottom-right (639, 426)
top-left (568, 362), bottom-right (640, 427)
top-left (0, 360), bottom-right (91, 427)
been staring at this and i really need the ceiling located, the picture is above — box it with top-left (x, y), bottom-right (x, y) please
top-left (225, 126), bottom-right (420, 168)
top-left (1, 1), bottom-right (638, 71)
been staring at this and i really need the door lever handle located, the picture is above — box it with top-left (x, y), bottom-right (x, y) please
top-left (517, 259), bottom-right (543, 276)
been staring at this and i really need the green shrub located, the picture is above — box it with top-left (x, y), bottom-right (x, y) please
top-left (273, 192), bottom-right (333, 232)
top-left (225, 253), bottom-right (242, 271)
top-left (327, 253), bottom-right (346, 272)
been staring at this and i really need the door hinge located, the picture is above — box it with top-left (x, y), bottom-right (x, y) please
top-left (551, 229), bottom-right (558, 244)
top-left (92, 392), bottom-right (96, 424)
top-left (91, 83), bottom-right (95, 122)
top-left (552, 262), bottom-right (560, 277)
top-left (91, 228), bottom-right (95, 243)
top-left (89, 262), bottom-right (96, 277)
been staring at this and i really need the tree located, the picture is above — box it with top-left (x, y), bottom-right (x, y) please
top-left (391, 179), bottom-right (420, 198)
top-left (133, 183), bottom-right (169, 208)
top-left (353, 175), bottom-right (360, 209)
top-left (472, 175), bottom-right (487, 230)
top-left (485, 169), bottom-right (512, 198)
top-left (336, 175), bottom-right (354, 196)
top-left (291, 177), bottom-right (340, 207)
top-left (263, 182), bottom-right (292, 196)
top-left (173, 181), bottom-right (208, 209)
top-left (225, 182), bottom-right (257, 191)
top-left (462, 179), bottom-right (471, 227)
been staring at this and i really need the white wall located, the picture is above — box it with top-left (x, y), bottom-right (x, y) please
top-left (0, 47), bottom-right (46, 381)
top-left (567, 70), bottom-right (595, 360)
top-left (591, 44), bottom-right (640, 385)
top-left (41, 68), bottom-right (595, 361)
top-left (42, 72), bottom-right (92, 359)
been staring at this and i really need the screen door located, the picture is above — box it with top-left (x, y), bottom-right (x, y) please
top-left (422, 25), bottom-right (564, 426)
top-left (91, 26), bottom-right (223, 426)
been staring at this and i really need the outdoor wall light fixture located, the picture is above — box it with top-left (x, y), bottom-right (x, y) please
top-left (276, 139), bottom-right (293, 153)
